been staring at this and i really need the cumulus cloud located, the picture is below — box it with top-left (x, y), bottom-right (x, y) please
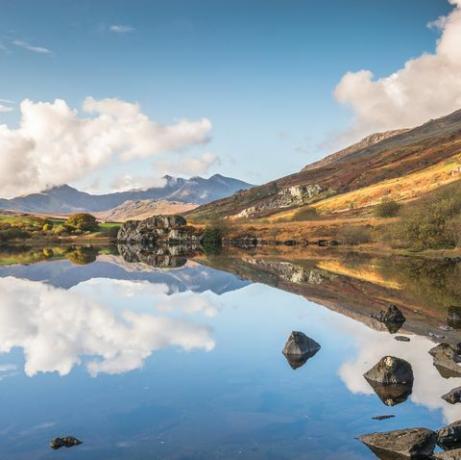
top-left (0, 97), bottom-right (212, 197)
top-left (334, 0), bottom-right (461, 141)
top-left (0, 104), bottom-right (13, 113)
top-left (0, 277), bottom-right (216, 376)
top-left (110, 24), bottom-right (134, 33)
top-left (12, 40), bottom-right (52, 54)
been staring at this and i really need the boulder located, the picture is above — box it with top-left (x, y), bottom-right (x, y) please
top-left (366, 381), bottom-right (413, 407)
top-left (282, 331), bottom-right (321, 369)
top-left (364, 356), bottom-right (414, 385)
top-left (50, 436), bottom-right (82, 450)
top-left (372, 305), bottom-right (406, 334)
top-left (359, 428), bottom-right (436, 459)
top-left (434, 449), bottom-right (461, 459)
top-left (443, 387), bottom-right (461, 404)
top-left (429, 343), bottom-right (461, 379)
top-left (437, 420), bottom-right (461, 450)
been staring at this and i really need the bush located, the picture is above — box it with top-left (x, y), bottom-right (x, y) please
top-left (65, 213), bottom-right (98, 232)
top-left (52, 224), bottom-right (67, 236)
top-left (0, 228), bottom-right (30, 242)
top-left (65, 247), bottom-right (98, 265)
top-left (337, 226), bottom-right (371, 246)
top-left (375, 199), bottom-right (401, 218)
top-left (42, 222), bottom-right (53, 232)
top-left (293, 207), bottom-right (319, 221)
top-left (201, 226), bottom-right (224, 254)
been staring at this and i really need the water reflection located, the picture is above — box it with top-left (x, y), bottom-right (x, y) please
top-left (0, 276), bottom-right (215, 376)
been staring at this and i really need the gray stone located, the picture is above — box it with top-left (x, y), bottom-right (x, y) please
top-left (429, 343), bottom-right (461, 379)
top-left (50, 436), bottom-right (82, 450)
top-left (372, 305), bottom-right (406, 334)
top-left (437, 420), bottom-right (461, 450)
top-left (282, 331), bottom-right (321, 369)
top-left (359, 428), bottom-right (436, 459)
top-left (443, 387), bottom-right (461, 404)
top-left (364, 356), bottom-right (414, 385)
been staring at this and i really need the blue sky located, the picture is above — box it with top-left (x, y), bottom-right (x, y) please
top-left (0, 0), bottom-right (456, 195)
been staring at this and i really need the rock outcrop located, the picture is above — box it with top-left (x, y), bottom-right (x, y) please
top-left (429, 343), bottom-right (461, 379)
top-left (359, 428), bottom-right (436, 459)
top-left (364, 356), bottom-right (414, 385)
top-left (448, 306), bottom-right (461, 329)
top-left (434, 448), bottom-right (461, 459)
top-left (437, 420), bottom-right (461, 450)
top-left (282, 331), bottom-right (321, 369)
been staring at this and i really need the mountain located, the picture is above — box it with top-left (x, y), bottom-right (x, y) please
top-left (190, 108), bottom-right (461, 221)
top-left (0, 174), bottom-right (253, 214)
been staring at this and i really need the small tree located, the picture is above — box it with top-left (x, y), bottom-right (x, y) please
top-left (375, 199), bottom-right (401, 218)
top-left (65, 213), bottom-right (98, 232)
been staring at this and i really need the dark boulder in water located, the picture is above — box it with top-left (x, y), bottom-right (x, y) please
top-left (50, 436), bottom-right (82, 450)
top-left (367, 381), bottom-right (413, 407)
top-left (437, 420), bottom-right (461, 450)
top-left (429, 343), bottom-right (461, 379)
top-left (359, 427), bottom-right (436, 459)
top-left (372, 304), bottom-right (406, 334)
top-left (364, 356), bottom-right (414, 385)
top-left (282, 331), bottom-right (320, 369)
top-left (442, 387), bottom-right (461, 404)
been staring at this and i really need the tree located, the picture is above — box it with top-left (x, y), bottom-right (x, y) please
top-left (65, 213), bottom-right (98, 232)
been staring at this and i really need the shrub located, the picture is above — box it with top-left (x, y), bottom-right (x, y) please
top-left (375, 199), bottom-right (401, 218)
top-left (293, 207), bottom-right (319, 221)
top-left (201, 226), bottom-right (224, 254)
top-left (42, 222), bottom-right (53, 232)
top-left (65, 247), bottom-right (98, 265)
top-left (337, 226), bottom-right (371, 246)
top-left (0, 228), bottom-right (30, 242)
top-left (65, 213), bottom-right (98, 232)
top-left (52, 224), bottom-right (67, 236)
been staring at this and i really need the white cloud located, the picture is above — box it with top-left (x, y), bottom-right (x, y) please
top-left (0, 104), bottom-right (13, 113)
top-left (110, 174), bottom-right (167, 192)
top-left (12, 40), bottom-right (52, 55)
top-left (0, 277), bottom-right (216, 376)
top-left (0, 97), bottom-right (212, 198)
top-left (334, 0), bottom-right (461, 141)
top-left (110, 24), bottom-right (134, 33)
top-left (153, 152), bottom-right (220, 176)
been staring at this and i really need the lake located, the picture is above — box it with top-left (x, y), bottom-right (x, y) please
top-left (0, 246), bottom-right (460, 459)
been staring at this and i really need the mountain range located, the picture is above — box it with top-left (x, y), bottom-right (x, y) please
top-left (190, 108), bottom-right (461, 222)
top-left (0, 174), bottom-right (253, 215)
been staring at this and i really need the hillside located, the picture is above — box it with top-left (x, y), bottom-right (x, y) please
top-left (95, 199), bottom-right (197, 222)
top-left (189, 109), bottom-right (461, 222)
top-left (0, 174), bottom-right (253, 214)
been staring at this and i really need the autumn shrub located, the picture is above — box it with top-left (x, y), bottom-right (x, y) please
top-left (337, 226), bottom-right (371, 246)
top-left (65, 213), bottom-right (98, 232)
top-left (374, 199), bottom-right (401, 218)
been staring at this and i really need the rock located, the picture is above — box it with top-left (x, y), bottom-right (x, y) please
top-left (429, 343), bottom-right (461, 379)
top-left (282, 331), bottom-right (321, 369)
top-left (442, 387), bottom-right (461, 404)
top-left (372, 415), bottom-right (396, 421)
top-left (395, 336), bottom-right (411, 342)
top-left (359, 428), bottom-right (436, 459)
top-left (367, 381), bottom-right (413, 407)
top-left (437, 420), bottom-right (461, 450)
top-left (448, 306), bottom-right (461, 329)
top-left (50, 436), bottom-right (82, 450)
top-left (364, 356), bottom-right (414, 385)
top-left (372, 305), bottom-right (406, 334)
top-left (434, 448), bottom-right (461, 459)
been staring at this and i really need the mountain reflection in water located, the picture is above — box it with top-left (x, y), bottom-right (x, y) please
top-left (0, 246), bottom-right (460, 459)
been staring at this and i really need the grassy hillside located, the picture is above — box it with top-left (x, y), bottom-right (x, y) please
top-left (189, 108), bottom-right (461, 222)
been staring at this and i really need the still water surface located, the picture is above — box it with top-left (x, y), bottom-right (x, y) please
top-left (0, 250), bottom-right (460, 459)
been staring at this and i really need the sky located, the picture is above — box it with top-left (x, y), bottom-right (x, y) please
top-left (0, 0), bottom-right (459, 197)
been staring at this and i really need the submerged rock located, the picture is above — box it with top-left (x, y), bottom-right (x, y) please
top-left (372, 305), bottom-right (406, 334)
top-left (395, 336), bottom-right (411, 342)
top-left (434, 448), bottom-right (461, 459)
top-left (429, 343), bottom-right (461, 379)
top-left (364, 356), bottom-right (414, 386)
top-left (443, 387), bottom-right (461, 404)
top-left (367, 381), bottom-right (413, 407)
top-left (372, 415), bottom-right (396, 421)
top-left (437, 420), bottom-right (461, 450)
top-left (50, 436), bottom-right (82, 450)
top-left (359, 428), bottom-right (436, 459)
top-left (282, 331), bottom-right (321, 369)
